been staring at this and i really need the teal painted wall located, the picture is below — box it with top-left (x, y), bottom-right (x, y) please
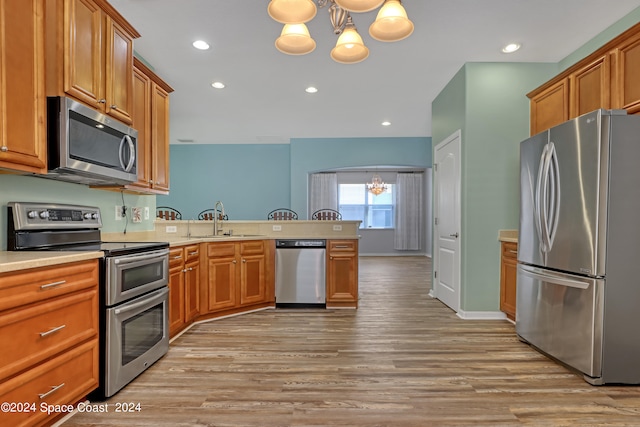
top-left (289, 137), bottom-right (432, 218)
top-left (157, 144), bottom-right (290, 220)
top-left (559, 7), bottom-right (640, 71)
top-left (0, 174), bottom-right (155, 249)
top-left (431, 62), bottom-right (558, 312)
top-left (159, 138), bottom-right (431, 220)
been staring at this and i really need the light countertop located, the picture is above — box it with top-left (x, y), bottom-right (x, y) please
top-left (498, 229), bottom-right (518, 243)
top-left (0, 251), bottom-right (103, 274)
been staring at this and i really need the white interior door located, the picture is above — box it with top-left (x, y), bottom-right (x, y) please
top-left (433, 131), bottom-right (461, 313)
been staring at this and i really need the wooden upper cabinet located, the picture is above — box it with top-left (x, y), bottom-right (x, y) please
top-left (124, 57), bottom-right (173, 194)
top-left (570, 54), bottom-right (610, 118)
top-left (612, 31), bottom-right (640, 114)
top-left (45, 0), bottom-right (139, 124)
top-left (529, 22), bottom-right (640, 134)
top-left (529, 79), bottom-right (569, 135)
top-left (0, 0), bottom-right (47, 174)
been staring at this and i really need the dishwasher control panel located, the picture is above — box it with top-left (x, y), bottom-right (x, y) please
top-left (276, 239), bottom-right (326, 248)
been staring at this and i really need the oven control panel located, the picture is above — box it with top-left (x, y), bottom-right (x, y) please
top-left (8, 202), bottom-right (102, 230)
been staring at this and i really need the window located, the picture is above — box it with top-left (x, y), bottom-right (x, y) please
top-left (338, 184), bottom-right (395, 229)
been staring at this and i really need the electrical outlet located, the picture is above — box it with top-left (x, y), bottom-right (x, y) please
top-left (144, 207), bottom-right (150, 220)
top-left (272, 225), bottom-right (282, 231)
top-left (115, 205), bottom-right (122, 221)
top-left (333, 225), bottom-right (342, 231)
top-left (166, 225), bottom-right (177, 233)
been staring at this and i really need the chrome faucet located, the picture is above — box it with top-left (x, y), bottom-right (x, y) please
top-left (214, 201), bottom-right (225, 236)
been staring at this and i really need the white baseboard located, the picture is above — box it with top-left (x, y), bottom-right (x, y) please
top-left (359, 253), bottom-right (430, 257)
top-left (456, 309), bottom-right (508, 320)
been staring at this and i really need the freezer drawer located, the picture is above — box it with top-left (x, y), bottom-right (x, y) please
top-left (516, 264), bottom-right (604, 378)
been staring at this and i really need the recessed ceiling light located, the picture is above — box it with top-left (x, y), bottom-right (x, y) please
top-left (305, 86), bottom-right (318, 93)
top-left (193, 40), bottom-right (210, 50)
top-left (382, 121), bottom-right (391, 126)
top-left (211, 81), bottom-right (225, 89)
top-left (502, 43), bottom-right (521, 53)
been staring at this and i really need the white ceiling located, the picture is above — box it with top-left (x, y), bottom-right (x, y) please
top-left (109, 0), bottom-right (640, 144)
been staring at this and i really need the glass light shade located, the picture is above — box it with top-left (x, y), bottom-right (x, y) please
top-left (369, 0), bottom-right (414, 42)
top-left (367, 174), bottom-right (387, 195)
top-left (268, 0), bottom-right (317, 24)
top-left (275, 24), bottom-right (316, 55)
top-left (330, 26), bottom-right (369, 64)
top-left (334, 0), bottom-right (385, 12)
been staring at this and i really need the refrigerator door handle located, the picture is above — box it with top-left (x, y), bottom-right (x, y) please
top-left (519, 265), bottom-right (590, 290)
top-left (534, 144), bottom-right (549, 252)
top-left (547, 142), bottom-right (561, 249)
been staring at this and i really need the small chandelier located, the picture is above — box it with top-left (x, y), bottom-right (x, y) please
top-left (367, 173), bottom-right (388, 195)
top-left (268, 0), bottom-right (414, 64)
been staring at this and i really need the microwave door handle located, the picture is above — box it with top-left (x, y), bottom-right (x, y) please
top-left (119, 135), bottom-right (136, 173)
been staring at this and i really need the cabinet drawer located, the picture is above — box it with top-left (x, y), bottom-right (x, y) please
top-left (0, 289), bottom-right (98, 381)
top-left (501, 242), bottom-right (518, 259)
top-left (329, 240), bottom-right (357, 253)
top-left (169, 248), bottom-right (184, 268)
top-left (0, 339), bottom-right (99, 427)
top-left (207, 242), bottom-right (236, 257)
top-left (184, 244), bottom-right (200, 262)
top-left (0, 260), bottom-right (98, 312)
top-left (240, 240), bottom-right (264, 255)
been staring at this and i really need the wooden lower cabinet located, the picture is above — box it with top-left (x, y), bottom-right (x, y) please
top-left (0, 259), bottom-right (99, 427)
top-left (202, 240), bottom-right (274, 317)
top-left (168, 245), bottom-right (200, 337)
top-left (500, 241), bottom-right (518, 321)
top-left (326, 239), bottom-right (359, 308)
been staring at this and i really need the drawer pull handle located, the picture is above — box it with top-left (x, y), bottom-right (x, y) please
top-left (334, 245), bottom-right (350, 248)
top-left (189, 251), bottom-right (199, 256)
top-left (172, 255), bottom-right (182, 259)
top-left (38, 383), bottom-right (65, 399)
top-left (39, 324), bottom-right (66, 337)
top-left (40, 280), bottom-right (66, 290)
top-left (508, 250), bottom-right (518, 254)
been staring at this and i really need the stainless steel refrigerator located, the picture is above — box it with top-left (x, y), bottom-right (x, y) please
top-left (517, 109), bottom-right (640, 385)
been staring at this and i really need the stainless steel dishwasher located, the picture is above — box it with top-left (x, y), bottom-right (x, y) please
top-left (275, 239), bottom-right (326, 307)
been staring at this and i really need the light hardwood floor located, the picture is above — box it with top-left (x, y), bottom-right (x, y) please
top-left (62, 256), bottom-right (640, 426)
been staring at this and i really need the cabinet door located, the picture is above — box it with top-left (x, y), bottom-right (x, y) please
top-left (184, 260), bottom-right (200, 322)
top-left (500, 242), bottom-right (518, 321)
top-left (570, 55), bottom-right (610, 118)
top-left (0, 0), bottom-right (47, 174)
top-left (240, 253), bottom-right (266, 305)
top-left (327, 240), bottom-right (358, 307)
top-left (168, 264), bottom-right (185, 336)
top-left (151, 83), bottom-right (170, 193)
top-left (529, 78), bottom-right (569, 135)
top-left (104, 15), bottom-right (133, 124)
top-left (130, 66), bottom-right (152, 189)
top-left (65, 0), bottom-right (103, 108)
top-left (206, 257), bottom-right (237, 311)
top-left (612, 33), bottom-right (640, 114)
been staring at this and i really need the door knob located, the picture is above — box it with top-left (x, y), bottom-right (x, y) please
top-left (449, 232), bottom-right (459, 238)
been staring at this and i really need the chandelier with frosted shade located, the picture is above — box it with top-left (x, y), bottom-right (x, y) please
top-left (268, 0), bottom-right (414, 64)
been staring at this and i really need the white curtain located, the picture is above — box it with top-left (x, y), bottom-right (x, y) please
top-left (394, 172), bottom-right (424, 250)
top-left (309, 173), bottom-right (338, 217)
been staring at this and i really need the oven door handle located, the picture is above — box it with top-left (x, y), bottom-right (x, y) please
top-left (114, 287), bottom-right (168, 315)
top-left (113, 248), bottom-right (169, 265)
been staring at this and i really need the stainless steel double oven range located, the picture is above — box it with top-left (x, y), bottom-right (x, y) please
top-left (7, 202), bottom-right (170, 399)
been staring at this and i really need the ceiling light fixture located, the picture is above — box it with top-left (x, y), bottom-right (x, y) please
top-left (381, 121), bottom-right (391, 126)
top-left (305, 86), bottom-right (318, 93)
top-left (502, 43), bottom-right (521, 53)
top-left (268, 0), bottom-right (414, 64)
top-left (367, 173), bottom-right (388, 195)
top-left (192, 40), bottom-right (210, 50)
top-left (211, 82), bottom-right (225, 89)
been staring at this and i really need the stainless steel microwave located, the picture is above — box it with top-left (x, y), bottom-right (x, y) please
top-left (46, 96), bottom-right (138, 185)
